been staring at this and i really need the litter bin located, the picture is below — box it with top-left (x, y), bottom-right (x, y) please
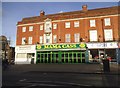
top-left (31, 58), bottom-right (34, 64)
top-left (102, 59), bottom-right (110, 72)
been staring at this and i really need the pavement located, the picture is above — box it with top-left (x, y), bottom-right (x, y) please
top-left (4, 62), bottom-right (120, 74)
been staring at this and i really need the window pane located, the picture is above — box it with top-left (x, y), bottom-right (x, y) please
top-left (74, 33), bottom-right (80, 42)
top-left (90, 20), bottom-right (95, 27)
top-left (104, 18), bottom-right (111, 26)
top-left (53, 24), bottom-right (57, 29)
top-left (28, 37), bottom-right (32, 44)
top-left (46, 24), bottom-right (50, 30)
top-left (89, 30), bottom-right (97, 41)
top-left (65, 22), bottom-right (70, 28)
top-left (29, 26), bottom-right (33, 31)
top-left (104, 29), bottom-right (113, 41)
top-left (46, 34), bottom-right (50, 43)
top-left (22, 27), bottom-right (26, 32)
top-left (17, 53), bottom-right (26, 58)
top-left (74, 21), bottom-right (79, 27)
top-left (22, 37), bottom-right (26, 45)
top-left (40, 25), bottom-right (43, 30)
top-left (65, 34), bottom-right (70, 42)
top-left (40, 36), bottom-right (43, 44)
top-left (53, 35), bottom-right (57, 43)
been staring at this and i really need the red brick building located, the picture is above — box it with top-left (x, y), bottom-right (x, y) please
top-left (15, 5), bottom-right (120, 64)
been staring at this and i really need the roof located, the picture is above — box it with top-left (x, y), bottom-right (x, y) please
top-left (17, 6), bottom-right (119, 25)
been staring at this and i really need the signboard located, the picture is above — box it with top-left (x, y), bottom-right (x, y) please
top-left (15, 45), bottom-right (36, 53)
top-left (36, 43), bottom-right (86, 50)
top-left (87, 42), bottom-right (118, 49)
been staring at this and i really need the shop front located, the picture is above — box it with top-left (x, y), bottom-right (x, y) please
top-left (87, 42), bottom-right (118, 62)
top-left (15, 45), bottom-right (36, 64)
top-left (36, 43), bottom-right (89, 64)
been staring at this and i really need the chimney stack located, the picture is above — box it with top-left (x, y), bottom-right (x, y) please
top-left (40, 10), bottom-right (45, 16)
top-left (82, 5), bottom-right (88, 11)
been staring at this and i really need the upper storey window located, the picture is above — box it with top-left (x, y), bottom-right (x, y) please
top-left (22, 37), bottom-right (26, 45)
top-left (53, 23), bottom-right (57, 29)
top-left (22, 27), bottom-right (26, 32)
top-left (44, 18), bottom-right (52, 33)
top-left (90, 20), bottom-right (96, 27)
top-left (29, 26), bottom-right (33, 31)
top-left (40, 25), bottom-right (43, 30)
top-left (104, 18), bottom-right (111, 26)
top-left (74, 33), bottom-right (80, 43)
top-left (65, 34), bottom-right (71, 43)
top-left (28, 37), bottom-right (33, 44)
top-left (89, 30), bottom-right (98, 42)
top-left (65, 22), bottom-right (70, 28)
top-left (74, 21), bottom-right (79, 27)
top-left (104, 29), bottom-right (113, 41)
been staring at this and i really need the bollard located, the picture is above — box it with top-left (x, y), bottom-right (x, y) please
top-left (102, 59), bottom-right (110, 72)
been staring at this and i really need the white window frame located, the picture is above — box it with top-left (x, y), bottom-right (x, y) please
top-left (22, 27), bottom-right (26, 32)
top-left (53, 35), bottom-right (57, 43)
top-left (40, 25), bottom-right (43, 30)
top-left (104, 29), bottom-right (113, 41)
top-left (65, 22), bottom-right (70, 28)
top-left (46, 34), bottom-right (51, 44)
top-left (104, 18), bottom-right (111, 26)
top-left (53, 23), bottom-right (57, 29)
top-left (90, 20), bottom-right (96, 27)
top-left (74, 21), bottom-right (79, 27)
top-left (22, 37), bottom-right (26, 45)
top-left (46, 23), bottom-right (50, 30)
top-left (28, 37), bottom-right (32, 44)
top-left (39, 36), bottom-right (43, 44)
top-left (74, 33), bottom-right (80, 43)
top-left (29, 26), bottom-right (33, 31)
top-left (65, 34), bottom-right (71, 43)
top-left (89, 30), bottom-right (98, 41)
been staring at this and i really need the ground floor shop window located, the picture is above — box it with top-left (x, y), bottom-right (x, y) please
top-left (90, 49), bottom-right (116, 62)
top-left (36, 51), bottom-right (86, 63)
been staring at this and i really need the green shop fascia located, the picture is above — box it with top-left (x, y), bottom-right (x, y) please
top-left (36, 43), bottom-right (89, 63)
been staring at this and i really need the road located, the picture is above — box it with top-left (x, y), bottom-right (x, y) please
top-left (2, 63), bottom-right (120, 88)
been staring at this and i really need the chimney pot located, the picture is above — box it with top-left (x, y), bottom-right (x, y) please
top-left (40, 10), bottom-right (45, 16)
top-left (82, 5), bottom-right (88, 11)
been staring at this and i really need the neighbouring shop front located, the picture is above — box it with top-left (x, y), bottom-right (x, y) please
top-left (15, 45), bottom-right (36, 64)
top-left (87, 42), bottom-right (118, 62)
top-left (36, 43), bottom-right (89, 63)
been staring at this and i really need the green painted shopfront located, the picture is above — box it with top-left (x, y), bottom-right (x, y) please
top-left (36, 43), bottom-right (89, 64)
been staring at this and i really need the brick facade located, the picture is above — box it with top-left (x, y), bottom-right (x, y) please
top-left (16, 5), bottom-right (120, 46)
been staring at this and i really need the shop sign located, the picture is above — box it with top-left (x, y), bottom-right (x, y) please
top-left (36, 43), bottom-right (86, 50)
top-left (15, 45), bottom-right (36, 52)
top-left (87, 42), bottom-right (118, 49)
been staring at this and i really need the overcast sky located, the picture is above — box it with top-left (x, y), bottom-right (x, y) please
top-left (1, 2), bottom-right (119, 47)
